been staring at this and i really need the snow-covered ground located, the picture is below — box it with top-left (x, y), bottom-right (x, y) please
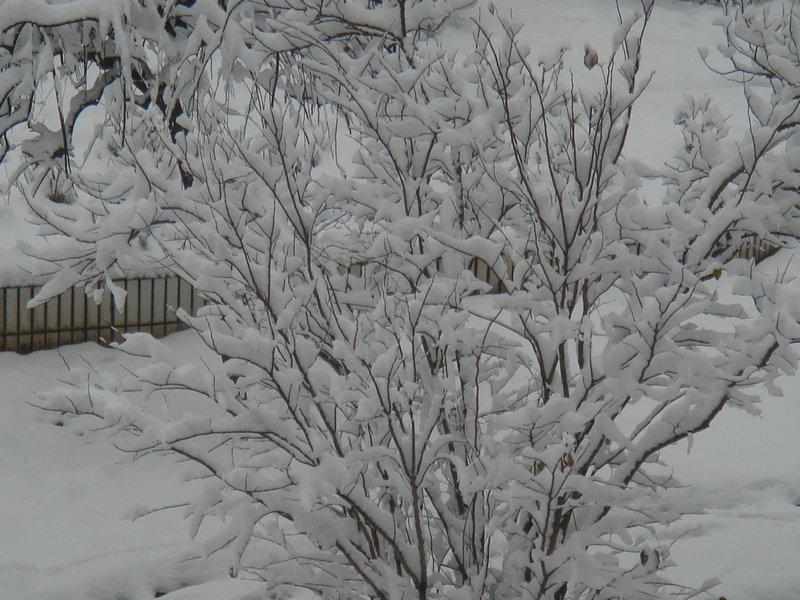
top-left (3, 1), bottom-right (800, 599)
top-left (5, 333), bottom-right (800, 600)
top-left (0, 333), bottom-right (269, 600)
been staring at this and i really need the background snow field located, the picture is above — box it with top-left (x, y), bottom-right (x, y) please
top-left (2, 1), bottom-right (800, 599)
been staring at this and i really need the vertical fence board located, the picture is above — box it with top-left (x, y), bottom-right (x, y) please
top-left (111, 289), bottom-right (125, 343)
top-left (125, 279), bottom-right (140, 335)
top-left (165, 278), bottom-right (180, 335)
top-left (72, 288), bottom-right (87, 344)
top-left (113, 292), bottom-right (126, 329)
top-left (99, 293), bottom-right (113, 344)
top-left (0, 288), bottom-right (5, 349)
top-left (179, 279), bottom-right (191, 317)
top-left (18, 287), bottom-right (33, 354)
top-left (139, 279), bottom-right (153, 334)
top-left (45, 295), bottom-right (59, 349)
top-left (192, 288), bottom-right (203, 315)
top-left (153, 278), bottom-right (166, 337)
top-left (31, 289), bottom-right (46, 352)
top-left (5, 287), bottom-right (18, 353)
top-left (86, 290), bottom-right (99, 334)
top-left (0, 288), bottom-right (4, 335)
top-left (59, 290), bottom-right (73, 346)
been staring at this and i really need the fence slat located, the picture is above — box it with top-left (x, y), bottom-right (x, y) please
top-left (31, 287), bottom-right (46, 352)
top-left (113, 289), bottom-right (126, 330)
top-left (86, 290), bottom-right (99, 334)
top-left (126, 279), bottom-right (140, 335)
top-left (18, 287), bottom-right (33, 353)
top-left (165, 278), bottom-right (180, 335)
top-left (45, 294), bottom-right (59, 349)
top-left (140, 279), bottom-right (153, 335)
top-left (152, 278), bottom-right (166, 338)
top-left (179, 279), bottom-right (192, 319)
top-left (59, 289), bottom-right (72, 346)
top-left (5, 288), bottom-right (19, 352)
top-left (72, 287), bottom-right (86, 344)
top-left (0, 288), bottom-right (4, 341)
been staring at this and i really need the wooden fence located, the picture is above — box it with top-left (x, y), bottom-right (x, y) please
top-left (0, 235), bottom-right (781, 355)
top-left (734, 237), bottom-right (779, 261)
top-left (0, 277), bottom-right (201, 354)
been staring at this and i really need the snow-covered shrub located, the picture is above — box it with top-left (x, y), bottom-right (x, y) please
top-left (6, 0), bottom-right (800, 599)
top-left (676, 0), bottom-right (765, 5)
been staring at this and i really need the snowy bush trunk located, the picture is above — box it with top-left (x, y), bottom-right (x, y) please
top-left (8, 1), bottom-right (800, 599)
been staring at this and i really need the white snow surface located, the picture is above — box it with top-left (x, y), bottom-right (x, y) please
top-left (0, 334), bottom-right (260, 599)
top-left (2, 1), bottom-right (800, 599)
